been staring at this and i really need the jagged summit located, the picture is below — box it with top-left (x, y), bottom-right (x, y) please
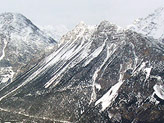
top-left (98, 20), bottom-right (115, 27)
top-left (76, 21), bottom-right (86, 27)
top-left (74, 21), bottom-right (92, 32)
top-left (97, 20), bottom-right (123, 33)
top-left (59, 21), bottom-right (95, 46)
top-left (128, 7), bottom-right (164, 41)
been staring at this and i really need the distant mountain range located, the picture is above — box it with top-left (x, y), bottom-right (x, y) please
top-left (128, 7), bottom-right (164, 42)
top-left (0, 7), bottom-right (164, 123)
top-left (39, 24), bottom-right (68, 41)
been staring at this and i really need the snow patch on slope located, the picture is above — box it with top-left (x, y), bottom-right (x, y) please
top-left (95, 64), bottom-right (124, 111)
top-left (0, 39), bottom-right (7, 61)
top-left (95, 71), bottom-right (124, 111)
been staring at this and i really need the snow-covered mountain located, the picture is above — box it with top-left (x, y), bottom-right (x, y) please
top-left (39, 24), bottom-right (68, 41)
top-left (0, 12), bottom-right (56, 89)
top-left (0, 19), bottom-right (164, 122)
top-left (128, 7), bottom-right (164, 42)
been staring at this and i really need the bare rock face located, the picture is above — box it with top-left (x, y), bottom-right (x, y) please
top-left (0, 19), bottom-right (164, 123)
top-left (0, 13), bottom-right (57, 89)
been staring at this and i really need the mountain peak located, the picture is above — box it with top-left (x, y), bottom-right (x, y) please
top-left (78, 21), bottom-right (86, 25)
top-left (98, 20), bottom-right (115, 28)
top-left (97, 20), bottom-right (123, 33)
top-left (75, 21), bottom-right (87, 30)
top-left (59, 21), bottom-right (95, 46)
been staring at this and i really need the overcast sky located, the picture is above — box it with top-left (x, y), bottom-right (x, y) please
top-left (0, 0), bottom-right (164, 29)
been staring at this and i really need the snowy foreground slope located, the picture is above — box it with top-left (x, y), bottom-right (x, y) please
top-left (0, 18), bottom-right (164, 123)
top-left (128, 7), bottom-right (164, 42)
top-left (0, 13), bottom-right (56, 90)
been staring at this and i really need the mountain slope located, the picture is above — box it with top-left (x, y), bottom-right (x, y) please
top-left (0, 20), bottom-right (164, 122)
top-left (0, 12), bottom-right (56, 89)
top-left (128, 7), bottom-right (164, 42)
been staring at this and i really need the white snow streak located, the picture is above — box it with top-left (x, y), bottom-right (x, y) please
top-left (132, 61), bottom-right (147, 76)
top-left (44, 25), bottom-right (95, 88)
top-left (0, 39), bottom-right (7, 61)
top-left (83, 38), bottom-right (108, 67)
top-left (89, 43), bottom-right (117, 103)
top-left (144, 67), bottom-right (152, 82)
top-left (44, 35), bottom-right (92, 88)
top-left (137, 62), bottom-right (147, 73)
top-left (132, 61), bottom-right (152, 82)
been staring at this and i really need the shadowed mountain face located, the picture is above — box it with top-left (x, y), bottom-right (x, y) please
top-left (0, 13), bottom-right (57, 90)
top-left (0, 20), bottom-right (164, 123)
